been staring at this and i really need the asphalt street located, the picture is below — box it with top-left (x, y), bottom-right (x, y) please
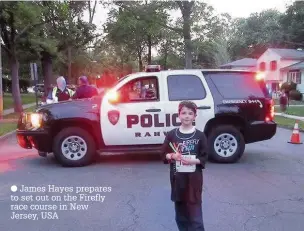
top-left (0, 128), bottom-right (304, 231)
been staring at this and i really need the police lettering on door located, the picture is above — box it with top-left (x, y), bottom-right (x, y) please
top-left (126, 113), bottom-right (195, 138)
top-left (127, 113), bottom-right (181, 128)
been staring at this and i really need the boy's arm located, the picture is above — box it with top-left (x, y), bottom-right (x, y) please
top-left (161, 132), bottom-right (172, 164)
top-left (196, 132), bottom-right (208, 169)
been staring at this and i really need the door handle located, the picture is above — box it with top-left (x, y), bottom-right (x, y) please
top-left (197, 106), bottom-right (211, 110)
top-left (146, 108), bottom-right (161, 112)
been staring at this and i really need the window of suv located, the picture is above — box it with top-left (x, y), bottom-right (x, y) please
top-left (118, 76), bottom-right (159, 103)
top-left (204, 72), bottom-right (270, 98)
top-left (167, 75), bottom-right (207, 101)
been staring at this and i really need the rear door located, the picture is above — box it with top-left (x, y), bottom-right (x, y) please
top-left (161, 70), bottom-right (215, 132)
top-left (203, 71), bottom-right (272, 122)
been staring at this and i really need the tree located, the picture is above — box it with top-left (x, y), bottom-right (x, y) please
top-left (0, 2), bottom-right (43, 112)
top-left (28, 1), bottom-right (96, 92)
top-left (280, 1), bottom-right (304, 49)
top-left (227, 10), bottom-right (284, 60)
top-left (105, 1), bottom-right (169, 70)
top-left (105, 4), bottom-right (146, 70)
top-left (156, 28), bottom-right (184, 69)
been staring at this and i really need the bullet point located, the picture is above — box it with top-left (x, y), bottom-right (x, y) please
top-left (11, 185), bottom-right (17, 192)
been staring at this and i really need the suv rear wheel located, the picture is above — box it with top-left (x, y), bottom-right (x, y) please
top-left (53, 127), bottom-right (96, 167)
top-left (207, 125), bottom-right (245, 163)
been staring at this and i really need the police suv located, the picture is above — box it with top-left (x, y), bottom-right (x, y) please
top-left (16, 69), bottom-right (276, 167)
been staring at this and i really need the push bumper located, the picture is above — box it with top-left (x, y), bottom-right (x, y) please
top-left (16, 130), bottom-right (52, 153)
top-left (245, 121), bottom-right (277, 143)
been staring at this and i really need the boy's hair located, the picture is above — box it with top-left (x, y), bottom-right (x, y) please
top-left (178, 100), bottom-right (197, 114)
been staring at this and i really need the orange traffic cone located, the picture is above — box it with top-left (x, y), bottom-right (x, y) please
top-left (288, 121), bottom-right (302, 144)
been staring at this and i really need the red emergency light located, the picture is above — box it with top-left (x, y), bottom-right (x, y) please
top-left (145, 65), bottom-right (161, 72)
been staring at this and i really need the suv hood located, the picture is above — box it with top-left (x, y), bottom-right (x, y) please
top-left (36, 96), bottom-right (102, 115)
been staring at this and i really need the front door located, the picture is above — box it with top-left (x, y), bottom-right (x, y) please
top-left (100, 75), bottom-right (167, 146)
top-left (162, 71), bottom-right (215, 133)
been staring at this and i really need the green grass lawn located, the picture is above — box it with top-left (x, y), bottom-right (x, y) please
top-left (0, 106), bottom-right (37, 136)
top-left (0, 123), bottom-right (18, 136)
top-left (3, 93), bottom-right (38, 110)
top-left (275, 115), bottom-right (304, 132)
top-left (275, 106), bottom-right (304, 117)
top-left (3, 106), bottom-right (37, 120)
top-left (274, 99), bottom-right (304, 105)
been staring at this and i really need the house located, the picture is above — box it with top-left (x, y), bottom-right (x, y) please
top-left (257, 48), bottom-right (304, 96)
top-left (220, 58), bottom-right (257, 71)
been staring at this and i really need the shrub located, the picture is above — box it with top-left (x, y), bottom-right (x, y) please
top-left (289, 89), bottom-right (303, 101)
top-left (2, 78), bottom-right (31, 93)
top-left (280, 81), bottom-right (297, 92)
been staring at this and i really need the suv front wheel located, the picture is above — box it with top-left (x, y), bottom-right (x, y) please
top-left (207, 125), bottom-right (245, 163)
top-left (53, 127), bottom-right (96, 167)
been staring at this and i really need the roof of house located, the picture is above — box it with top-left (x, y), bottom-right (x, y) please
top-left (220, 58), bottom-right (257, 67)
top-left (270, 48), bottom-right (304, 60)
top-left (281, 60), bottom-right (304, 71)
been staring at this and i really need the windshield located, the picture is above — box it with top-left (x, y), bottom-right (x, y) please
top-left (108, 74), bottom-right (130, 89)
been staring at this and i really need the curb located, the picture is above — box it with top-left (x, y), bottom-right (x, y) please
top-left (0, 119), bottom-right (18, 124)
top-left (275, 113), bottom-right (304, 122)
top-left (0, 130), bottom-right (16, 142)
top-left (274, 105), bottom-right (304, 107)
top-left (277, 125), bottom-right (304, 133)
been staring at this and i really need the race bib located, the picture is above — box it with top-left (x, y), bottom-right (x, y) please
top-left (176, 155), bottom-right (196, 173)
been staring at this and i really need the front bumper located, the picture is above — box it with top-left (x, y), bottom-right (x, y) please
top-left (16, 130), bottom-right (52, 153)
top-left (245, 121), bottom-right (277, 143)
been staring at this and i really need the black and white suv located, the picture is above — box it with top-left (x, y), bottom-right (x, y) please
top-left (16, 69), bottom-right (277, 167)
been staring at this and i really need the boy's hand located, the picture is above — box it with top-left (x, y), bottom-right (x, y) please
top-left (171, 152), bottom-right (181, 161)
top-left (166, 153), bottom-right (179, 160)
top-left (181, 157), bottom-right (199, 165)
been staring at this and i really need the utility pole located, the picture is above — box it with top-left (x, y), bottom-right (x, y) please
top-left (0, 39), bottom-right (3, 119)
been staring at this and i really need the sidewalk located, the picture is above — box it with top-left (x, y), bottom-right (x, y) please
top-left (275, 112), bottom-right (304, 121)
top-left (2, 102), bottom-right (37, 116)
top-left (0, 103), bottom-right (38, 125)
top-left (274, 105), bottom-right (304, 107)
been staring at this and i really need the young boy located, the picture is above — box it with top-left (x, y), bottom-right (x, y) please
top-left (161, 100), bottom-right (208, 231)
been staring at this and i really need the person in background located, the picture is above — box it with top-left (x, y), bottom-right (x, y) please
top-left (279, 90), bottom-right (288, 113)
top-left (46, 76), bottom-right (74, 103)
top-left (72, 76), bottom-right (99, 99)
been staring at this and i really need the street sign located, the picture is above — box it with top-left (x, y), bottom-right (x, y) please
top-left (30, 63), bottom-right (38, 81)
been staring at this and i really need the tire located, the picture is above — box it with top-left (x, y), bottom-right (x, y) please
top-left (207, 125), bottom-right (245, 163)
top-left (53, 127), bottom-right (96, 167)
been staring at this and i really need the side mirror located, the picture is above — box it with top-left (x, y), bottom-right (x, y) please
top-left (107, 90), bottom-right (120, 104)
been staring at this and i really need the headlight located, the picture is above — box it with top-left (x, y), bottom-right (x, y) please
top-left (30, 113), bottom-right (42, 128)
top-left (22, 112), bottom-right (45, 129)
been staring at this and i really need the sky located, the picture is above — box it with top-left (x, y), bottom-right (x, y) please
top-left (205, 0), bottom-right (294, 18)
top-left (82, 0), bottom-right (296, 57)
top-left (84, 0), bottom-right (296, 31)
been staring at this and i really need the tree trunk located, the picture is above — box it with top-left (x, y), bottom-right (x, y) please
top-left (9, 53), bottom-right (22, 113)
top-left (147, 35), bottom-right (152, 64)
top-left (41, 51), bottom-right (53, 96)
top-left (88, 0), bottom-right (97, 24)
top-left (177, 1), bottom-right (193, 69)
top-left (120, 55), bottom-right (124, 77)
top-left (138, 51), bottom-right (143, 71)
top-left (163, 48), bottom-right (168, 70)
top-left (67, 46), bottom-right (72, 82)
top-left (183, 13), bottom-right (192, 69)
